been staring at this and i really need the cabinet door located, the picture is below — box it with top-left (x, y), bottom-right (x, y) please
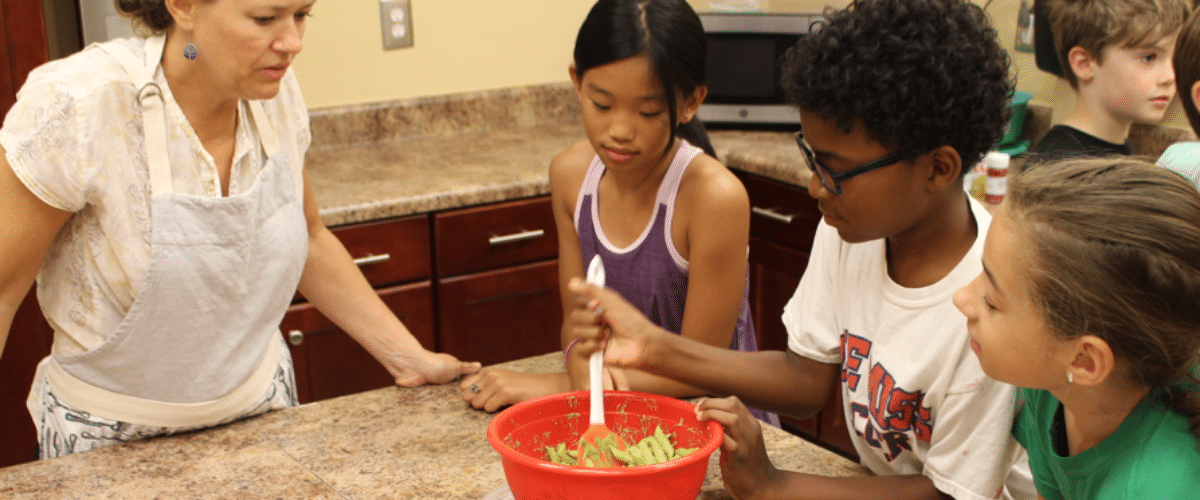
top-left (0, 289), bottom-right (52, 468)
top-left (747, 237), bottom-right (820, 437)
top-left (280, 281), bottom-right (434, 404)
top-left (0, 6), bottom-right (13, 116)
top-left (0, 3), bottom-right (53, 466)
top-left (1, 0), bottom-right (49, 116)
top-left (748, 238), bottom-right (810, 353)
top-left (437, 260), bottom-right (562, 367)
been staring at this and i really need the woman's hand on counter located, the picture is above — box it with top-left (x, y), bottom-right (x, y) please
top-left (390, 350), bottom-right (482, 387)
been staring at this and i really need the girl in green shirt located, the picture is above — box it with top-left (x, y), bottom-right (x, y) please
top-left (953, 157), bottom-right (1200, 500)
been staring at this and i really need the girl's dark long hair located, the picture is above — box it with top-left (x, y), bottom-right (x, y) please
top-left (573, 0), bottom-right (715, 157)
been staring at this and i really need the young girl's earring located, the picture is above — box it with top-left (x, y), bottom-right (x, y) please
top-left (183, 34), bottom-right (199, 61)
top-left (1066, 371), bottom-right (1074, 384)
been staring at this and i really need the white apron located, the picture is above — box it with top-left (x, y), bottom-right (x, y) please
top-left (26, 35), bottom-right (308, 458)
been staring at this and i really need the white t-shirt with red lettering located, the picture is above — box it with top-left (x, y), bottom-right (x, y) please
top-left (783, 197), bottom-right (1033, 500)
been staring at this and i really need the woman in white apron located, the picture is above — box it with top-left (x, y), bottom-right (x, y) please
top-left (0, 0), bottom-right (480, 459)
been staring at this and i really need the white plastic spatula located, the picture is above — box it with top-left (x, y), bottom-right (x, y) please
top-left (576, 255), bottom-right (625, 467)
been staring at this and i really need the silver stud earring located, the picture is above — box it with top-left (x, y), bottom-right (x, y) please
top-left (1066, 371), bottom-right (1074, 384)
top-left (183, 34), bottom-right (199, 61)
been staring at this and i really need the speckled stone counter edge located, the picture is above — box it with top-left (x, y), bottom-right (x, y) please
top-left (308, 82), bottom-right (581, 150)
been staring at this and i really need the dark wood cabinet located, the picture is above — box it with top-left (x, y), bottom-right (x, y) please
top-left (0, 20), bottom-right (14, 115)
top-left (433, 196), bottom-right (558, 277)
top-left (281, 214), bottom-right (434, 404)
top-left (1, 0), bottom-right (49, 117)
top-left (747, 237), bottom-right (816, 438)
top-left (0, 290), bottom-right (52, 468)
top-left (433, 196), bottom-right (562, 367)
top-left (437, 260), bottom-right (562, 367)
top-left (0, 0), bottom-right (53, 469)
top-left (282, 196), bottom-right (563, 402)
top-left (748, 237), bottom-right (809, 354)
top-left (819, 389), bottom-right (857, 458)
top-left (737, 170), bottom-right (857, 461)
top-left (281, 281), bottom-right (434, 404)
top-left (328, 215), bottom-right (432, 286)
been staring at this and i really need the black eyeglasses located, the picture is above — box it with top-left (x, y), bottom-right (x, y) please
top-left (794, 129), bottom-right (918, 195)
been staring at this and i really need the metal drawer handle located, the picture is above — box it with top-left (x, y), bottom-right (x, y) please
top-left (489, 229), bottom-right (545, 246)
top-left (287, 329), bottom-right (305, 346)
top-left (752, 206), bottom-right (795, 225)
top-left (353, 253), bottom-right (391, 267)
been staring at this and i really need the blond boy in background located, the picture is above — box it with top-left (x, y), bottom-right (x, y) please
top-left (1029, 0), bottom-right (1190, 163)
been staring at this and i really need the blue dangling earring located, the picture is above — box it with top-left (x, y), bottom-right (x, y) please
top-left (183, 34), bottom-right (199, 61)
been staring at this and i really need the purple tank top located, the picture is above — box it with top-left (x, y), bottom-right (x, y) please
top-left (574, 141), bottom-right (778, 426)
top-left (574, 140), bottom-right (757, 350)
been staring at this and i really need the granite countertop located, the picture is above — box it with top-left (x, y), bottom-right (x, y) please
top-left (305, 120), bottom-right (810, 227)
top-left (300, 83), bottom-right (811, 227)
top-left (302, 83), bottom-right (1196, 228)
top-left (306, 123), bottom-right (577, 227)
top-left (0, 352), bottom-right (868, 499)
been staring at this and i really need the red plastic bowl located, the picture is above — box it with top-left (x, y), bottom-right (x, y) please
top-left (487, 390), bottom-right (723, 500)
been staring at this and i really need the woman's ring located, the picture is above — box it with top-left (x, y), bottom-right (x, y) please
top-left (470, 383), bottom-right (480, 394)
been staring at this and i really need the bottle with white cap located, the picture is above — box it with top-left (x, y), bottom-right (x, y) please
top-left (984, 151), bottom-right (1010, 204)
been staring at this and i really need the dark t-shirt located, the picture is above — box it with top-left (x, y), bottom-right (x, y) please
top-left (1028, 125), bottom-right (1134, 165)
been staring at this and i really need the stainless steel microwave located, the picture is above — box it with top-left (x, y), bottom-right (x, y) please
top-left (698, 13), bottom-right (825, 126)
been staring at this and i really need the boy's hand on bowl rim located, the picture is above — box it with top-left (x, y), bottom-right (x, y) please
top-left (697, 396), bottom-right (782, 500)
top-left (567, 277), bottom-right (658, 369)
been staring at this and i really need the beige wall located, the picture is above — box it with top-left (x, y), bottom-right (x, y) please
top-left (294, 1), bottom-right (594, 109)
top-left (297, 0), bottom-right (1189, 130)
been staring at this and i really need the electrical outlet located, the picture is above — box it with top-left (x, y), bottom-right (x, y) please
top-left (380, 0), bottom-right (413, 50)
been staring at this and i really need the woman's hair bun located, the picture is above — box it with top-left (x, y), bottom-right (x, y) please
top-left (115, 0), bottom-right (175, 33)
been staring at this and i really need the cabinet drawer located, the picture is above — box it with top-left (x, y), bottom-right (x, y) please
top-left (434, 196), bottom-right (557, 277)
top-left (437, 259), bottom-right (562, 367)
top-left (737, 172), bottom-right (821, 251)
top-left (281, 281), bottom-right (435, 404)
top-left (331, 214), bottom-right (431, 287)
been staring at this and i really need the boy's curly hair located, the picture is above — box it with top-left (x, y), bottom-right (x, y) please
top-left (781, 0), bottom-right (1013, 171)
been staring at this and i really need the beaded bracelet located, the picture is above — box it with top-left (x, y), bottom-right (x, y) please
top-left (563, 338), bottom-right (581, 368)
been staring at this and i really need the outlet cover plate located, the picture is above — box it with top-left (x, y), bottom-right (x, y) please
top-left (380, 0), bottom-right (413, 50)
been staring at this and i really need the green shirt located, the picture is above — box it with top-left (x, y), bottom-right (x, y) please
top-left (1012, 386), bottom-right (1200, 500)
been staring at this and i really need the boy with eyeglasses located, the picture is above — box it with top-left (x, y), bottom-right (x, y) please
top-left (565, 0), bottom-right (1034, 499)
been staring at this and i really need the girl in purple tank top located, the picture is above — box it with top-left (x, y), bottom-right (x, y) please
top-left (461, 0), bottom-right (777, 427)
